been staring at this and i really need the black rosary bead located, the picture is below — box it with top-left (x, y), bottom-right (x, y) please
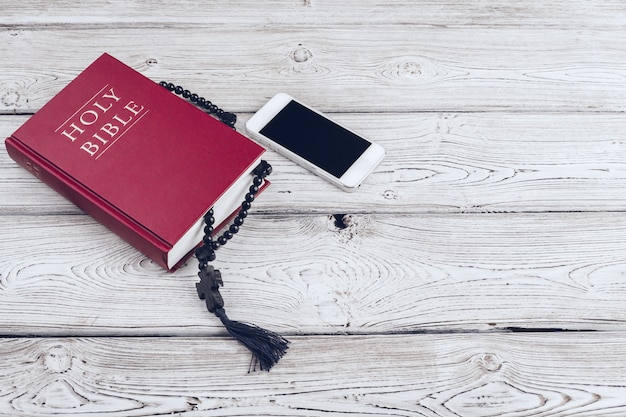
top-left (229, 224), bottom-right (239, 234)
top-left (233, 216), bottom-right (244, 226)
top-left (211, 241), bottom-right (220, 250)
top-left (252, 160), bottom-right (273, 178)
top-left (217, 236), bottom-right (228, 245)
top-left (253, 176), bottom-right (263, 186)
top-left (190, 93), bottom-right (198, 102)
top-left (259, 165), bottom-right (272, 178)
top-left (220, 112), bottom-right (237, 128)
top-left (174, 85), bottom-right (184, 94)
top-left (245, 193), bottom-right (255, 203)
top-left (241, 201), bottom-right (252, 211)
top-left (249, 184), bottom-right (259, 195)
top-left (203, 235), bottom-right (213, 244)
top-left (195, 245), bottom-right (216, 262)
top-left (222, 231), bottom-right (233, 241)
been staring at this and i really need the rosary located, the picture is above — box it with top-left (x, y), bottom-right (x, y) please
top-left (160, 82), bottom-right (289, 371)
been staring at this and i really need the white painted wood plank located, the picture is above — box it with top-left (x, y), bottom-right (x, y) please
top-left (1, 212), bottom-right (625, 335)
top-left (3, 112), bottom-right (625, 214)
top-left (1, 27), bottom-right (625, 113)
top-left (2, 0), bottom-right (625, 28)
top-left (0, 333), bottom-right (625, 416)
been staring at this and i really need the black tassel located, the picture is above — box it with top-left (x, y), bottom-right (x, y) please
top-left (214, 307), bottom-right (289, 372)
top-left (196, 264), bottom-right (289, 372)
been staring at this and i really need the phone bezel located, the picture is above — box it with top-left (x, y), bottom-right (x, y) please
top-left (245, 93), bottom-right (385, 191)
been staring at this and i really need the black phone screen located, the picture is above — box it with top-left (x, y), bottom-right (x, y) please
top-left (259, 100), bottom-right (371, 178)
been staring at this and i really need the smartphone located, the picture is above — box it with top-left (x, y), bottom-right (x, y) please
top-left (245, 93), bottom-right (385, 192)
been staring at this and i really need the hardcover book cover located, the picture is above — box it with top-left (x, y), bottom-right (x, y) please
top-left (5, 53), bottom-right (267, 270)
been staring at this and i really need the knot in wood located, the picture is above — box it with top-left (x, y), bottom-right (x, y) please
top-left (400, 61), bottom-right (422, 75)
top-left (44, 345), bottom-right (73, 373)
top-left (480, 353), bottom-right (502, 372)
top-left (291, 45), bottom-right (313, 63)
top-left (1, 90), bottom-right (22, 108)
top-left (383, 189), bottom-right (397, 200)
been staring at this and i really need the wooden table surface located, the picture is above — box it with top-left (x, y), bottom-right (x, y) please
top-left (2, 1), bottom-right (626, 415)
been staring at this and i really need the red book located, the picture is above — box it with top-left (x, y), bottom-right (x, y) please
top-left (5, 53), bottom-right (267, 271)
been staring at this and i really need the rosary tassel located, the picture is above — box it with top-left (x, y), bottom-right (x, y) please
top-left (214, 308), bottom-right (289, 372)
top-left (195, 264), bottom-right (289, 371)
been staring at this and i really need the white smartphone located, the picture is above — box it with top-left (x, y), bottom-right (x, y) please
top-left (245, 93), bottom-right (385, 192)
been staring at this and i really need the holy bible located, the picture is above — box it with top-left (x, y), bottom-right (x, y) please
top-left (5, 53), bottom-right (267, 270)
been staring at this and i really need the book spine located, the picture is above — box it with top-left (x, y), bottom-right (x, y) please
top-left (5, 136), bottom-right (172, 270)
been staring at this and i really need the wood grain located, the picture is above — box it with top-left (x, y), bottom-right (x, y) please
top-left (0, 334), bottom-right (625, 416)
top-left (2, 0), bottom-right (625, 28)
top-left (2, 212), bottom-right (626, 335)
top-left (1, 27), bottom-right (626, 114)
